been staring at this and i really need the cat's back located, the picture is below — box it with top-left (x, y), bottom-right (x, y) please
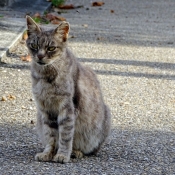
top-left (77, 61), bottom-right (103, 98)
top-left (73, 59), bottom-right (105, 121)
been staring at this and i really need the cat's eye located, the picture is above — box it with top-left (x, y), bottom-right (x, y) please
top-left (47, 46), bottom-right (56, 52)
top-left (30, 43), bottom-right (38, 50)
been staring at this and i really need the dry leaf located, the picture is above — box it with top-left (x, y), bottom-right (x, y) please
top-left (20, 54), bottom-right (32, 62)
top-left (55, 16), bottom-right (66, 21)
top-left (51, 19), bottom-right (60, 24)
top-left (46, 13), bottom-right (66, 22)
top-left (92, 1), bottom-right (105, 6)
top-left (33, 12), bottom-right (41, 18)
top-left (1, 96), bottom-right (7, 101)
top-left (58, 4), bottom-right (74, 9)
top-left (8, 95), bottom-right (16, 100)
top-left (22, 30), bottom-right (28, 40)
top-left (46, 13), bottom-right (56, 21)
top-left (110, 10), bottom-right (114, 13)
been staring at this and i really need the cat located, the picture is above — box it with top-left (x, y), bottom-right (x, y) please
top-left (26, 15), bottom-right (111, 163)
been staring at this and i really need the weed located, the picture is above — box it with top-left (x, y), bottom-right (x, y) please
top-left (32, 17), bottom-right (49, 24)
top-left (51, 0), bottom-right (65, 7)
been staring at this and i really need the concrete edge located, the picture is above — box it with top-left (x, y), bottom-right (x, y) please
top-left (6, 26), bottom-right (26, 57)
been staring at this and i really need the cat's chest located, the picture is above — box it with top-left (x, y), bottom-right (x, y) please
top-left (32, 78), bottom-right (62, 107)
top-left (33, 78), bottom-right (55, 95)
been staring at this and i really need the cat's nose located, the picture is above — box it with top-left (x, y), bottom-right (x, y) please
top-left (37, 54), bottom-right (45, 60)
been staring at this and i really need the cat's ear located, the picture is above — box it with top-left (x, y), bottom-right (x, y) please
top-left (26, 15), bottom-right (41, 35)
top-left (54, 22), bottom-right (70, 42)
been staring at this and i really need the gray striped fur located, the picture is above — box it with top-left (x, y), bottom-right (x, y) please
top-left (26, 16), bottom-right (111, 163)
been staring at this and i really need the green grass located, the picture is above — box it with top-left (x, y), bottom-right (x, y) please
top-left (32, 17), bottom-right (49, 24)
top-left (51, 0), bottom-right (65, 7)
top-left (44, 11), bottom-right (48, 15)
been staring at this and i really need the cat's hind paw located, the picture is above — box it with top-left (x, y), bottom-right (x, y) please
top-left (53, 154), bottom-right (70, 163)
top-left (35, 152), bottom-right (53, 162)
top-left (71, 150), bottom-right (84, 159)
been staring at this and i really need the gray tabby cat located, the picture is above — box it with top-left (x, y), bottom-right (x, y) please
top-left (26, 16), bottom-right (111, 163)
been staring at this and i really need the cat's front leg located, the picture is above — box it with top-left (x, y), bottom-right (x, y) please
top-left (35, 137), bottom-right (55, 162)
top-left (35, 112), bottom-right (56, 162)
top-left (53, 107), bottom-right (75, 163)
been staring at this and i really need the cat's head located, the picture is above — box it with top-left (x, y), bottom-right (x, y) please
top-left (26, 15), bottom-right (69, 66)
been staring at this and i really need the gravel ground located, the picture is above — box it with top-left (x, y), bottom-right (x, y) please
top-left (1, 0), bottom-right (175, 174)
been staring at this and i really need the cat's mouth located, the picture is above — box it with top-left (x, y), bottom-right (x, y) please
top-left (37, 61), bottom-right (46, 65)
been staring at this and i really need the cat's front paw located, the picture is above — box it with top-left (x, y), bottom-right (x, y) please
top-left (35, 152), bottom-right (53, 162)
top-left (53, 154), bottom-right (70, 163)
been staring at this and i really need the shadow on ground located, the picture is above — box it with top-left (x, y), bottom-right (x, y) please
top-left (0, 122), bottom-right (175, 174)
top-left (1, 57), bottom-right (175, 80)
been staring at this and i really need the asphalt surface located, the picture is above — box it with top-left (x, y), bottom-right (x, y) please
top-left (0, 0), bottom-right (175, 174)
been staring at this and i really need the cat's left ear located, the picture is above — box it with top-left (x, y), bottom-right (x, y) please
top-left (54, 22), bottom-right (70, 42)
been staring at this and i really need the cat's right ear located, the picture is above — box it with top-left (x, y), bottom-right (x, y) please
top-left (26, 15), bottom-right (41, 36)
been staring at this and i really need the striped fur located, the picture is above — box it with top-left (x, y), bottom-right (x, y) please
top-left (26, 16), bottom-right (111, 163)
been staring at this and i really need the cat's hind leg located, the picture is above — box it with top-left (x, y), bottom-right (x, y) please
top-left (71, 150), bottom-right (84, 159)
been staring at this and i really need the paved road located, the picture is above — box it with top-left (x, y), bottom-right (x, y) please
top-left (0, 0), bottom-right (175, 174)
